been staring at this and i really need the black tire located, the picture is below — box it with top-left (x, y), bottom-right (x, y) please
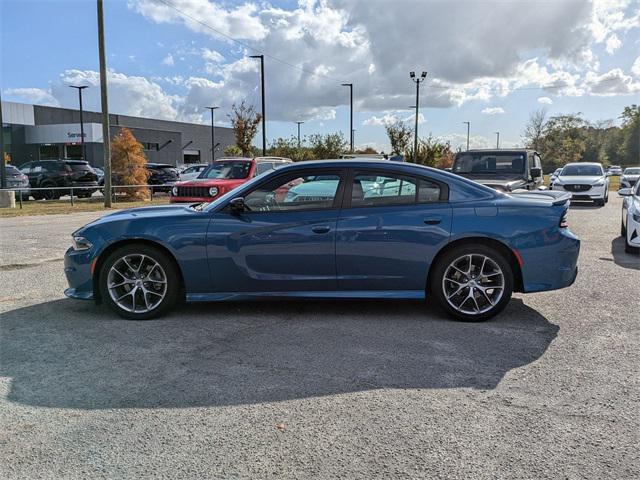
top-left (430, 244), bottom-right (514, 322)
top-left (604, 191), bottom-right (609, 203)
top-left (40, 181), bottom-right (59, 200)
top-left (621, 219), bottom-right (627, 236)
top-left (99, 244), bottom-right (180, 320)
top-left (595, 198), bottom-right (605, 206)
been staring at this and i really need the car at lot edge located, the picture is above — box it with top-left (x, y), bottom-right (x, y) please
top-left (2, 165), bottom-right (31, 197)
top-left (549, 168), bottom-right (562, 184)
top-left (607, 165), bottom-right (623, 176)
top-left (179, 163), bottom-right (208, 181)
top-left (170, 157), bottom-right (292, 203)
top-left (619, 181), bottom-right (640, 254)
top-left (64, 159), bottom-right (580, 322)
top-left (97, 163), bottom-right (180, 193)
top-left (451, 149), bottom-right (544, 192)
top-left (620, 167), bottom-right (640, 190)
top-left (551, 162), bottom-right (609, 205)
top-left (19, 160), bottom-right (98, 200)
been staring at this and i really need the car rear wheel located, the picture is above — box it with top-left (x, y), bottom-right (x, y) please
top-left (621, 218), bottom-right (627, 236)
top-left (431, 244), bottom-right (514, 322)
top-left (99, 245), bottom-right (180, 320)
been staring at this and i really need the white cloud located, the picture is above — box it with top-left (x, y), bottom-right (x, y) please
top-left (584, 68), bottom-right (640, 95)
top-left (162, 53), bottom-right (174, 66)
top-left (201, 48), bottom-right (224, 63)
top-left (481, 107), bottom-right (505, 115)
top-left (605, 34), bottom-right (622, 54)
top-left (537, 96), bottom-right (553, 105)
top-left (3, 88), bottom-right (60, 107)
top-left (632, 57), bottom-right (640, 77)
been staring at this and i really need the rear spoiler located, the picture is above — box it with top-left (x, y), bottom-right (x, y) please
top-left (510, 189), bottom-right (572, 206)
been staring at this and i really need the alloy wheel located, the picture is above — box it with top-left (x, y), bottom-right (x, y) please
top-left (107, 254), bottom-right (167, 313)
top-left (442, 254), bottom-right (505, 315)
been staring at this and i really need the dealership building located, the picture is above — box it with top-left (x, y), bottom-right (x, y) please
top-left (1, 101), bottom-right (235, 167)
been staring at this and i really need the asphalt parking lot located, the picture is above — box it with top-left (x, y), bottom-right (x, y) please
top-left (1, 196), bottom-right (638, 479)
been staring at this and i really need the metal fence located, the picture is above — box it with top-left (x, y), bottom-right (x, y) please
top-left (0, 184), bottom-right (175, 209)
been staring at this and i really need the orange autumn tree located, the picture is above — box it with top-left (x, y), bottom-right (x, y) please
top-left (110, 128), bottom-right (150, 200)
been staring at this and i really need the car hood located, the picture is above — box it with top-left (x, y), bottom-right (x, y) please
top-left (81, 204), bottom-right (197, 231)
top-left (460, 175), bottom-right (526, 191)
top-left (556, 175), bottom-right (604, 184)
top-left (177, 178), bottom-right (245, 187)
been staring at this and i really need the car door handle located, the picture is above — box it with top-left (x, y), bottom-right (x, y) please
top-left (312, 225), bottom-right (331, 234)
top-left (423, 217), bottom-right (442, 225)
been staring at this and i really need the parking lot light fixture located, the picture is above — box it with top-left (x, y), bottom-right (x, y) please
top-left (341, 83), bottom-right (354, 153)
top-left (69, 86), bottom-right (88, 160)
top-left (206, 107), bottom-right (219, 163)
top-left (410, 71), bottom-right (428, 161)
top-left (249, 55), bottom-right (266, 156)
top-left (495, 131), bottom-right (500, 149)
top-left (296, 121), bottom-right (304, 149)
top-left (463, 121), bottom-right (470, 150)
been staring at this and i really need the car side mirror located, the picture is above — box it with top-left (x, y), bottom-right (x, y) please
top-left (530, 167), bottom-right (542, 179)
top-left (618, 188), bottom-right (632, 196)
top-left (229, 197), bottom-right (246, 213)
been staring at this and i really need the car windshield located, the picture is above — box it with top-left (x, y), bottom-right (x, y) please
top-left (452, 153), bottom-right (526, 174)
top-left (561, 164), bottom-right (603, 176)
top-left (624, 168), bottom-right (640, 175)
top-left (200, 162), bottom-right (251, 180)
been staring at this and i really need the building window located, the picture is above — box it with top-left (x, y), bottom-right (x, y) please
top-left (142, 142), bottom-right (159, 151)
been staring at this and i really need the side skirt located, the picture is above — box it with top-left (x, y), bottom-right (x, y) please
top-left (186, 290), bottom-right (426, 302)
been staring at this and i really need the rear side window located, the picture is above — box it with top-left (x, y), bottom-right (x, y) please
top-left (66, 162), bottom-right (92, 171)
top-left (350, 172), bottom-right (442, 207)
top-left (256, 162), bottom-right (274, 175)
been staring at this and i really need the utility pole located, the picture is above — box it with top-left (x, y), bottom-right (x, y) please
top-left (206, 106), bottom-right (219, 162)
top-left (97, 0), bottom-right (112, 207)
top-left (0, 88), bottom-right (5, 190)
top-left (410, 71), bottom-right (427, 161)
top-left (341, 83), bottom-right (353, 153)
top-left (495, 131), bottom-right (500, 149)
top-left (249, 54), bottom-right (266, 156)
top-left (296, 121), bottom-right (304, 149)
top-left (70, 86), bottom-right (88, 160)
top-left (463, 121), bottom-right (470, 151)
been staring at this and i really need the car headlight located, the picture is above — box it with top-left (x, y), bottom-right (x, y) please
top-left (171, 186), bottom-right (178, 196)
top-left (593, 180), bottom-right (605, 186)
top-left (209, 187), bottom-right (219, 197)
top-left (72, 235), bottom-right (93, 251)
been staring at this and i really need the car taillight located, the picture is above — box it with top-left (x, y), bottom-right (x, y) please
top-left (560, 211), bottom-right (569, 228)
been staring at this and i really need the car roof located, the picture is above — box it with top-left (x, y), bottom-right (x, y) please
top-left (212, 157), bottom-right (253, 162)
top-left (254, 156), bottom-right (292, 162)
top-left (463, 148), bottom-right (536, 154)
top-left (563, 162), bottom-right (603, 166)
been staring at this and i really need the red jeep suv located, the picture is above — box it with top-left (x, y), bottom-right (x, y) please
top-left (170, 157), bottom-right (292, 203)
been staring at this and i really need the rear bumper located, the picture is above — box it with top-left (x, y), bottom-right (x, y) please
top-left (519, 228), bottom-right (581, 293)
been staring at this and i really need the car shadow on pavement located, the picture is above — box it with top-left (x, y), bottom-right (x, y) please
top-left (610, 237), bottom-right (640, 270)
top-left (568, 201), bottom-right (602, 210)
top-left (0, 297), bottom-right (559, 409)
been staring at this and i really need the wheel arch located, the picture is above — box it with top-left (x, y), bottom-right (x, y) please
top-left (426, 236), bottom-right (524, 294)
top-left (92, 238), bottom-right (186, 304)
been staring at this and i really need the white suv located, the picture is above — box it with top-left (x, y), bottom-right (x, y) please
top-left (551, 162), bottom-right (609, 206)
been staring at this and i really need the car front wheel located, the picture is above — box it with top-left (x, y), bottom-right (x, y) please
top-left (99, 244), bottom-right (180, 320)
top-left (431, 244), bottom-right (514, 321)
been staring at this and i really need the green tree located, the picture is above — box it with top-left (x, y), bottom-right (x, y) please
top-left (307, 132), bottom-right (348, 159)
top-left (228, 101), bottom-right (262, 157)
top-left (619, 105), bottom-right (640, 166)
top-left (538, 114), bottom-right (588, 170)
top-left (223, 145), bottom-right (243, 157)
top-left (384, 120), bottom-right (413, 156)
top-left (522, 108), bottom-right (547, 151)
top-left (267, 137), bottom-right (315, 161)
top-left (406, 135), bottom-right (455, 168)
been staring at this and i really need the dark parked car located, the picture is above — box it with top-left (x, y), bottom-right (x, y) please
top-left (452, 149), bottom-right (544, 192)
top-left (65, 160), bottom-right (580, 322)
top-left (146, 163), bottom-right (179, 192)
top-left (19, 160), bottom-right (98, 200)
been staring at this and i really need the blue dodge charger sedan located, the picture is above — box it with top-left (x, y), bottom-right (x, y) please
top-left (64, 160), bottom-right (580, 321)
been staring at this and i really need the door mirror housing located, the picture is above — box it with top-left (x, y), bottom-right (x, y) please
top-left (618, 188), bottom-right (632, 196)
top-left (530, 167), bottom-right (542, 179)
top-left (229, 196), bottom-right (247, 213)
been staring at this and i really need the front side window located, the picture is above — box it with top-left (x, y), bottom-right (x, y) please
top-left (350, 173), bottom-right (442, 207)
top-left (243, 172), bottom-right (341, 212)
top-left (201, 162), bottom-right (251, 180)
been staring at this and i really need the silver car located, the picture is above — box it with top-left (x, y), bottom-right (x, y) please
top-left (620, 167), bottom-right (640, 189)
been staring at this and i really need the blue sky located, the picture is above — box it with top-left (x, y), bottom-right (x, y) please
top-left (2, 0), bottom-right (639, 152)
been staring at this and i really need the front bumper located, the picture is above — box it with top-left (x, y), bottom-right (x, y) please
top-left (64, 247), bottom-right (95, 300)
top-left (553, 184), bottom-right (607, 200)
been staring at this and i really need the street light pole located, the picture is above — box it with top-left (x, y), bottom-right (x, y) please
top-left (410, 71), bottom-right (427, 162)
top-left (206, 107), bottom-right (219, 163)
top-left (495, 131), bottom-right (500, 149)
top-left (97, 0), bottom-right (112, 208)
top-left (463, 121), bottom-right (470, 150)
top-left (341, 83), bottom-right (353, 153)
top-left (295, 121), bottom-right (304, 149)
top-left (249, 54), bottom-right (266, 156)
top-left (0, 88), bottom-right (5, 190)
top-left (70, 86), bottom-right (88, 160)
